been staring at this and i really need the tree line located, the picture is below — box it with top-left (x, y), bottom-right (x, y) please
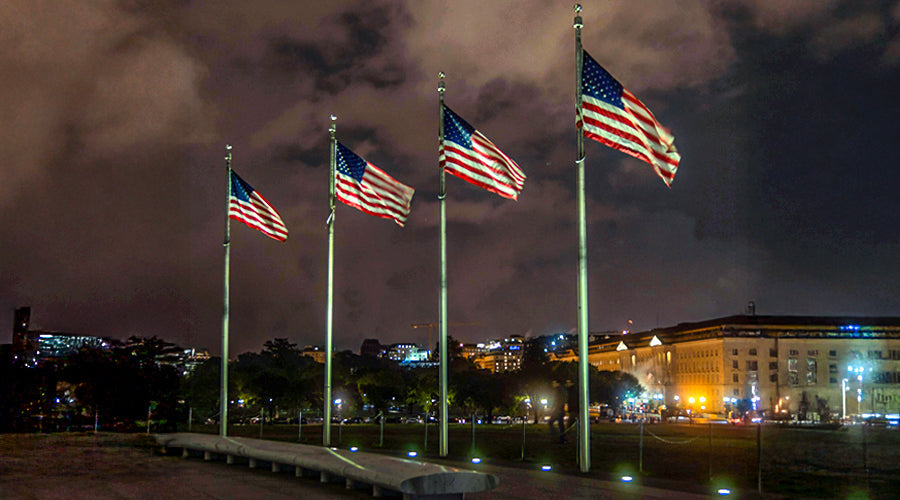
top-left (1, 336), bottom-right (643, 432)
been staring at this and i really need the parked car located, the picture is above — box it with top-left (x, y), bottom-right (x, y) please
top-left (693, 413), bottom-right (729, 424)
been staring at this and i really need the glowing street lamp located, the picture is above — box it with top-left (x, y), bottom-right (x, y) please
top-left (841, 378), bottom-right (848, 420)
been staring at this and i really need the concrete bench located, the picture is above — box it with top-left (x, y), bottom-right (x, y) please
top-left (155, 433), bottom-right (498, 499)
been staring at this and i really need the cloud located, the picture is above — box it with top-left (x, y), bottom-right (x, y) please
top-left (0, 1), bottom-right (213, 204)
top-left (405, 0), bottom-right (735, 93)
top-left (2, 0), bottom-right (896, 354)
top-left (82, 36), bottom-right (214, 155)
top-left (730, 0), bottom-right (839, 32)
top-left (809, 12), bottom-right (886, 60)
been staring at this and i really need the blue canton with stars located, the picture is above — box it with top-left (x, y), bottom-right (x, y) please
top-left (230, 171), bottom-right (254, 202)
top-left (582, 51), bottom-right (625, 109)
top-left (443, 106), bottom-right (476, 148)
top-left (336, 142), bottom-right (367, 182)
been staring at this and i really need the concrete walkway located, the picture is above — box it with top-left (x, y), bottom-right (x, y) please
top-left (1, 433), bottom-right (766, 499)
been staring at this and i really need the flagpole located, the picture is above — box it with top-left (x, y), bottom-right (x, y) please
top-left (220, 144), bottom-right (233, 438)
top-left (324, 116), bottom-right (337, 446)
top-left (438, 72), bottom-right (449, 457)
top-left (574, 4), bottom-right (591, 473)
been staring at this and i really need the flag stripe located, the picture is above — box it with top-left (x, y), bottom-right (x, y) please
top-left (229, 171), bottom-right (288, 241)
top-left (335, 143), bottom-right (414, 227)
top-left (582, 96), bottom-right (679, 169)
top-left (582, 97), bottom-right (678, 172)
top-left (441, 105), bottom-right (525, 200)
top-left (580, 50), bottom-right (680, 186)
top-left (442, 143), bottom-right (522, 199)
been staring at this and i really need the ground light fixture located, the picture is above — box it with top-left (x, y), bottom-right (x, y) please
top-left (621, 476), bottom-right (634, 482)
top-left (541, 465), bottom-right (552, 471)
top-left (349, 447), bottom-right (358, 452)
top-left (407, 451), bottom-right (417, 458)
top-left (717, 488), bottom-right (732, 496)
top-left (470, 457), bottom-right (481, 464)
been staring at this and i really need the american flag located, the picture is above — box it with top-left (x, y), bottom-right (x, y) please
top-left (580, 50), bottom-right (680, 186)
top-left (335, 142), bottom-right (415, 227)
top-left (441, 105), bottom-right (526, 200)
top-left (229, 170), bottom-right (288, 241)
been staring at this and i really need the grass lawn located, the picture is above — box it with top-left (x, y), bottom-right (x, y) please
top-left (183, 421), bottom-right (899, 498)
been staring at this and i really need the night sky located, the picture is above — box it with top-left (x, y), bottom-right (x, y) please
top-left (2, 1), bottom-right (898, 354)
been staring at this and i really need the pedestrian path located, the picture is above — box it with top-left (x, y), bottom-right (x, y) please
top-left (463, 462), bottom-right (712, 499)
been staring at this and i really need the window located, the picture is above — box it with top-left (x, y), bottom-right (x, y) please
top-left (770, 374), bottom-right (778, 383)
top-left (830, 377), bottom-right (837, 384)
top-left (732, 348), bottom-right (739, 356)
top-left (770, 348), bottom-right (777, 357)
top-left (769, 362), bottom-right (778, 370)
top-left (733, 373), bottom-right (740, 383)
top-left (829, 350), bottom-right (837, 358)
top-left (733, 360), bottom-right (739, 369)
top-left (733, 389), bottom-right (740, 396)
top-left (808, 349), bottom-right (818, 357)
top-left (807, 359), bottom-right (817, 385)
top-left (788, 357), bottom-right (799, 386)
top-left (749, 348), bottom-right (757, 356)
top-left (746, 360), bottom-right (758, 371)
top-left (829, 364), bottom-right (838, 374)
top-left (789, 349), bottom-right (799, 356)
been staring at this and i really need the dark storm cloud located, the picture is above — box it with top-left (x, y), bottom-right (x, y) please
top-left (265, 4), bottom-right (411, 93)
top-left (1, 0), bottom-right (897, 356)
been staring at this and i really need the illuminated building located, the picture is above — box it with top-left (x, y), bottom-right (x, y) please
top-left (460, 343), bottom-right (488, 360)
top-left (552, 315), bottom-right (900, 418)
top-left (386, 343), bottom-right (430, 363)
top-left (472, 335), bottom-right (525, 373)
top-left (162, 348), bottom-right (210, 375)
top-left (301, 345), bottom-right (326, 363)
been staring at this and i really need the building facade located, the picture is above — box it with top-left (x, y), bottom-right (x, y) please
top-left (301, 345), bottom-right (326, 363)
top-left (12, 306), bottom-right (111, 367)
top-left (386, 343), bottom-right (430, 363)
top-left (359, 338), bottom-right (384, 357)
top-left (554, 315), bottom-right (900, 418)
top-left (471, 335), bottom-right (525, 373)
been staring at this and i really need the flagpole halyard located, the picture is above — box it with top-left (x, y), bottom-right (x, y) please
top-left (324, 116), bottom-right (337, 447)
top-left (220, 144), bottom-right (233, 438)
top-left (437, 72), bottom-right (449, 458)
top-left (574, 4), bottom-right (592, 473)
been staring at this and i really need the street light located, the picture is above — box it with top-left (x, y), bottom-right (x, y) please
top-left (841, 378), bottom-right (848, 420)
top-left (848, 365), bottom-right (869, 416)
